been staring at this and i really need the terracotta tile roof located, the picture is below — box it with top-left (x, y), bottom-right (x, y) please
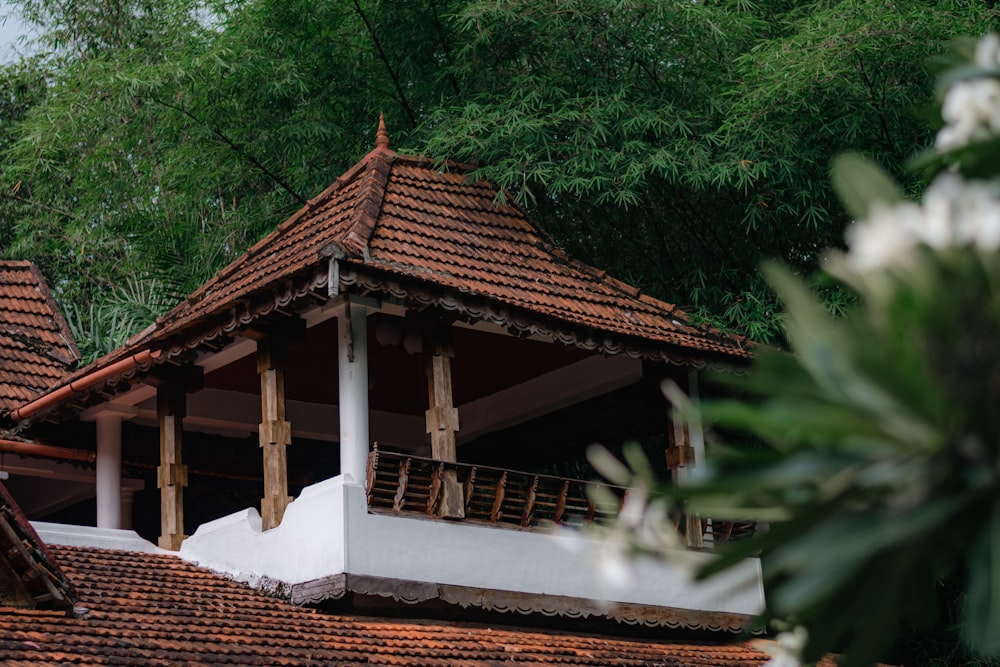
top-left (132, 131), bottom-right (748, 361)
top-left (0, 483), bottom-right (76, 612)
top-left (10, 122), bottom-right (748, 422)
top-left (0, 261), bottom-right (78, 412)
top-left (0, 544), bottom-right (784, 666)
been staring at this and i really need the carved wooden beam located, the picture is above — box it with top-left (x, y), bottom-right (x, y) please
top-left (489, 471), bottom-right (507, 523)
top-left (424, 322), bottom-right (459, 463)
top-left (520, 476), bottom-right (539, 527)
top-left (258, 336), bottom-right (294, 530)
top-left (156, 383), bottom-right (188, 551)
top-left (365, 445), bottom-right (379, 504)
top-left (393, 459), bottom-right (410, 512)
top-left (553, 481), bottom-right (568, 524)
top-left (424, 320), bottom-right (464, 518)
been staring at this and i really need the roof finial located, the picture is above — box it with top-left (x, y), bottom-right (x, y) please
top-left (376, 113), bottom-right (390, 150)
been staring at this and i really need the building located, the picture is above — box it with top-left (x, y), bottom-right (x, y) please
top-left (0, 119), bottom-right (778, 665)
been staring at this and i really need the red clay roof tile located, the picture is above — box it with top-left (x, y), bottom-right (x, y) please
top-left (143, 144), bottom-right (747, 359)
top-left (0, 544), bottom-right (790, 666)
top-left (0, 261), bottom-right (78, 412)
top-left (12, 130), bottom-right (749, 421)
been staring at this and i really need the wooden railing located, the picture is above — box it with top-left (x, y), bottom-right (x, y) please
top-left (366, 447), bottom-right (618, 529)
top-left (364, 446), bottom-right (757, 544)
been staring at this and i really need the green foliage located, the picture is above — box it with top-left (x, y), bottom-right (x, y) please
top-left (694, 256), bottom-right (1000, 665)
top-left (627, 38), bottom-right (1000, 666)
top-left (0, 0), bottom-right (996, 354)
top-left (63, 277), bottom-right (173, 363)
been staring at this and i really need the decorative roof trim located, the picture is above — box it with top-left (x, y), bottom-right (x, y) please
top-left (341, 152), bottom-right (392, 257)
top-left (287, 572), bottom-right (755, 632)
top-left (338, 265), bottom-right (749, 369)
top-left (9, 253), bottom-right (749, 427)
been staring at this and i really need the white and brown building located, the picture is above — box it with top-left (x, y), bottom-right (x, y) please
top-left (0, 120), bottom-right (777, 665)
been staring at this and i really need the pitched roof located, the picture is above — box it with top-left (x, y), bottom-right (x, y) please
top-left (0, 261), bottom-right (78, 412)
top-left (9, 121), bottom-right (748, 423)
top-left (0, 544), bottom-right (783, 666)
top-left (0, 483), bottom-right (76, 612)
top-left (129, 122), bottom-right (747, 363)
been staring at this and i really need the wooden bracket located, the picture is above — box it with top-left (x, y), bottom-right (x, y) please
top-left (665, 445), bottom-right (696, 470)
top-left (156, 462), bottom-right (188, 488)
top-left (146, 365), bottom-right (204, 394)
top-left (243, 313), bottom-right (307, 345)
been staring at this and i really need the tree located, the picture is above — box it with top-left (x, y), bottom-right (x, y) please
top-left (417, 0), bottom-right (999, 338)
top-left (594, 34), bottom-right (1000, 667)
top-left (0, 0), bottom-right (996, 354)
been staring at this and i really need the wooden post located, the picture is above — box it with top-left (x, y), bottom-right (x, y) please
top-left (258, 338), bottom-right (293, 530)
top-left (424, 321), bottom-right (464, 518)
top-left (665, 372), bottom-right (705, 548)
top-left (157, 384), bottom-right (188, 551)
top-left (425, 342), bottom-right (459, 462)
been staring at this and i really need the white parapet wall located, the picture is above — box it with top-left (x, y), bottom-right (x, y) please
top-left (180, 475), bottom-right (764, 618)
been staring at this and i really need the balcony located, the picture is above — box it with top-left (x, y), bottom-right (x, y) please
top-left (367, 447), bottom-right (757, 547)
top-left (178, 448), bottom-right (765, 630)
top-left (366, 447), bottom-right (604, 529)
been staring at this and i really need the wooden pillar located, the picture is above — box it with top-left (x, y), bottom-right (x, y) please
top-left (666, 372), bottom-right (703, 548)
top-left (157, 384), bottom-right (188, 550)
top-left (425, 322), bottom-right (459, 461)
top-left (258, 338), bottom-right (293, 530)
top-left (424, 322), bottom-right (463, 518)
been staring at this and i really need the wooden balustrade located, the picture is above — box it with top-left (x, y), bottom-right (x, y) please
top-left (364, 446), bottom-right (757, 545)
top-left (366, 447), bottom-right (611, 529)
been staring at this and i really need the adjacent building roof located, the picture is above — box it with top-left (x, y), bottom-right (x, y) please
top-left (0, 543), bottom-right (786, 666)
top-left (9, 119), bottom-right (748, 424)
top-left (0, 483), bottom-right (76, 613)
top-left (0, 261), bottom-right (78, 412)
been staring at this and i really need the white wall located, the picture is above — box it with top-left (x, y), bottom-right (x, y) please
top-left (180, 475), bottom-right (764, 617)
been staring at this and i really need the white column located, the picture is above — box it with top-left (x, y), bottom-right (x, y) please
top-left (338, 302), bottom-right (369, 484)
top-left (686, 370), bottom-right (707, 478)
top-left (95, 413), bottom-right (122, 529)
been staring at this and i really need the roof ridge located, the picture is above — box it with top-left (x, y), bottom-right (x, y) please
top-left (0, 259), bottom-right (34, 269)
top-left (340, 151), bottom-right (393, 258)
top-left (25, 261), bottom-right (80, 364)
top-left (147, 151), bottom-right (383, 320)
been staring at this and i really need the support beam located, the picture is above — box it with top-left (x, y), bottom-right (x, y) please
top-left (424, 323), bottom-right (459, 463)
top-left (338, 301), bottom-right (370, 484)
top-left (666, 371), bottom-right (706, 548)
top-left (457, 354), bottom-right (642, 444)
top-left (157, 384), bottom-right (188, 551)
top-left (424, 322), bottom-right (463, 518)
top-left (94, 414), bottom-right (122, 529)
top-left (258, 338), bottom-right (293, 530)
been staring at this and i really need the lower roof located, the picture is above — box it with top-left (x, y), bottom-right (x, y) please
top-left (0, 544), bottom-right (785, 666)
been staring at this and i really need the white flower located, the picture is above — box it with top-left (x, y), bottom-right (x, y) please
top-left (593, 530), bottom-right (635, 590)
top-left (976, 33), bottom-right (1000, 69)
top-left (844, 202), bottom-right (919, 273)
top-left (936, 78), bottom-right (1000, 151)
top-left (842, 175), bottom-right (1000, 273)
top-left (755, 626), bottom-right (809, 667)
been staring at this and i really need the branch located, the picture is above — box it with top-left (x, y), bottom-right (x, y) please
top-left (151, 97), bottom-right (309, 207)
top-left (430, 0), bottom-right (461, 98)
top-left (350, 0), bottom-right (418, 128)
top-left (4, 190), bottom-right (81, 220)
